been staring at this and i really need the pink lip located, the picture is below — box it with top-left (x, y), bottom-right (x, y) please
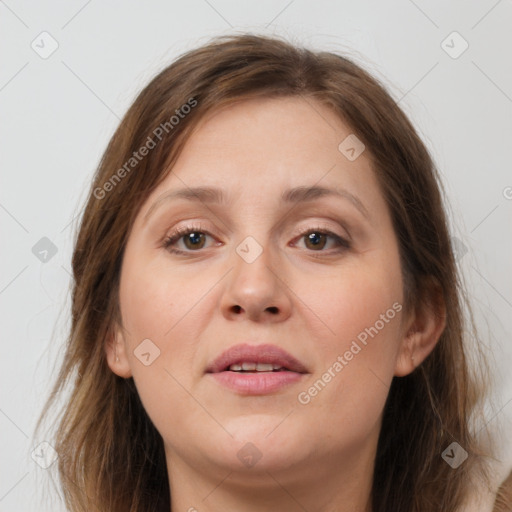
top-left (205, 343), bottom-right (308, 396)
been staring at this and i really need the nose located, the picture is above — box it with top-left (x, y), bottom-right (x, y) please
top-left (220, 241), bottom-right (292, 323)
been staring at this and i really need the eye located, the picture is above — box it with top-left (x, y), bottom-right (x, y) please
top-left (162, 224), bottom-right (350, 256)
top-left (294, 227), bottom-right (350, 253)
top-left (163, 224), bottom-right (217, 255)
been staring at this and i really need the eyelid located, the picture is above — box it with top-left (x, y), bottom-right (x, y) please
top-left (162, 222), bottom-right (213, 246)
top-left (291, 220), bottom-right (350, 243)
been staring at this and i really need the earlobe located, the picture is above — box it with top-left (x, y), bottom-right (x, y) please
top-left (105, 325), bottom-right (133, 379)
top-left (394, 281), bottom-right (446, 377)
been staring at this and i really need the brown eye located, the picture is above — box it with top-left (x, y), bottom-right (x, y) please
top-left (182, 232), bottom-right (207, 250)
top-left (163, 225), bottom-right (215, 255)
top-left (304, 232), bottom-right (328, 250)
top-left (296, 228), bottom-right (350, 253)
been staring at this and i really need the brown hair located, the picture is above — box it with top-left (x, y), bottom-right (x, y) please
top-left (493, 470), bottom-right (512, 512)
top-left (36, 33), bottom-right (493, 511)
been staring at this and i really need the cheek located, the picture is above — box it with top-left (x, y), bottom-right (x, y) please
top-left (119, 250), bottom-right (202, 342)
top-left (303, 254), bottom-right (403, 354)
top-left (296, 253), bottom-right (403, 419)
top-left (117, 255), bottom-right (208, 435)
top-left (118, 247), bottom-right (221, 382)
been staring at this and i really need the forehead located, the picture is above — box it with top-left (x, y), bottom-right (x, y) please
top-left (185, 96), bottom-right (355, 164)
top-left (156, 96), bottom-right (379, 200)
top-left (128, 96), bottom-right (398, 253)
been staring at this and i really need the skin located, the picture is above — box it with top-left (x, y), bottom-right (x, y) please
top-left (106, 96), bottom-right (445, 512)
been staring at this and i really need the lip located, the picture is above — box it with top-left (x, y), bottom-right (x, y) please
top-left (205, 343), bottom-right (308, 395)
top-left (206, 343), bottom-right (308, 374)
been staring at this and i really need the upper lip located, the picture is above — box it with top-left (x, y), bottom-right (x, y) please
top-left (206, 343), bottom-right (308, 374)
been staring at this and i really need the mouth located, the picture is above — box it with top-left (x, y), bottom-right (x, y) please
top-left (223, 362), bottom-right (292, 373)
top-left (205, 343), bottom-right (308, 395)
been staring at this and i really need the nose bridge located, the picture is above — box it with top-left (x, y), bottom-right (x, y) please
top-left (232, 234), bottom-right (277, 295)
top-left (221, 234), bottom-right (291, 321)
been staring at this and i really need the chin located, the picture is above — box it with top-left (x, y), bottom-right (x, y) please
top-left (224, 413), bottom-right (298, 442)
top-left (209, 417), bottom-right (307, 469)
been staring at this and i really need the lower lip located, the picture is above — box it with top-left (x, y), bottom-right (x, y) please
top-left (208, 371), bottom-right (304, 395)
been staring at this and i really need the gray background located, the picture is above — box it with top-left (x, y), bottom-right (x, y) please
top-left (1, 1), bottom-right (511, 510)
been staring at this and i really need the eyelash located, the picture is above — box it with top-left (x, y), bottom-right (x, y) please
top-left (162, 223), bottom-right (351, 256)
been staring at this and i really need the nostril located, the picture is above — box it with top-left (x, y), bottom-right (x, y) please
top-left (266, 306), bottom-right (278, 314)
top-left (232, 305), bottom-right (242, 314)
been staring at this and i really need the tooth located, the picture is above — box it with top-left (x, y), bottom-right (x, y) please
top-left (255, 363), bottom-right (274, 372)
top-left (228, 362), bottom-right (285, 372)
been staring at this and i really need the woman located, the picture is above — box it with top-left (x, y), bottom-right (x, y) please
top-left (36, 33), bottom-right (498, 511)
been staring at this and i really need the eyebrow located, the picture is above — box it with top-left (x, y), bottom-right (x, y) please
top-left (144, 185), bottom-right (370, 222)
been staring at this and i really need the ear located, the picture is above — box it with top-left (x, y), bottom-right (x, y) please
top-left (105, 323), bottom-right (133, 379)
top-left (394, 278), bottom-right (446, 377)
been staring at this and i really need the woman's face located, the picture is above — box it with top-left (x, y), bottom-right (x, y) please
top-left (109, 96), bottom-right (412, 486)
